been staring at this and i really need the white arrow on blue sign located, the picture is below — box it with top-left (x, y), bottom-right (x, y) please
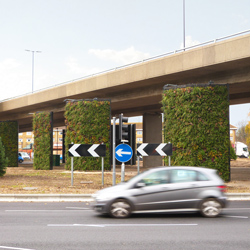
top-left (115, 144), bottom-right (133, 163)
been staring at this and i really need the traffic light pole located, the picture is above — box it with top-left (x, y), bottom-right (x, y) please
top-left (120, 139), bottom-right (127, 182)
top-left (112, 117), bottom-right (116, 186)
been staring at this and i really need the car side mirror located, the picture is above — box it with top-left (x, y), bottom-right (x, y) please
top-left (135, 182), bottom-right (146, 188)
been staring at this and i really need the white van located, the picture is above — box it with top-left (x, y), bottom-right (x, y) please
top-left (235, 142), bottom-right (249, 158)
top-left (19, 152), bottom-right (31, 160)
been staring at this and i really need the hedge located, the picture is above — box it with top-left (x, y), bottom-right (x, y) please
top-left (162, 84), bottom-right (230, 181)
top-left (33, 112), bottom-right (52, 170)
top-left (65, 100), bottom-right (111, 171)
top-left (0, 121), bottom-right (18, 167)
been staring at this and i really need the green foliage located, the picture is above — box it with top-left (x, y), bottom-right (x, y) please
top-left (230, 143), bottom-right (237, 160)
top-left (162, 84), bottom-right (230, 181)
top-left (0, 121), bottom-right (18, 167)
top-left (0, 137), bottom-right (8, 176)
top-left (65, 100), bottom-right (111, 171)
top-left (33, 112), bottom-right (52, 170)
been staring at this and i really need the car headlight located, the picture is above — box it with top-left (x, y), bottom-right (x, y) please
top-left (94, 193), bottom-right (114, 202)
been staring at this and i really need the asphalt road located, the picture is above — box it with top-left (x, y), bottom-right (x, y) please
top-left (0, 201), bottom-right (249, 250)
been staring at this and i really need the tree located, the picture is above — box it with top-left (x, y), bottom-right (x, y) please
top-left (236, 121), bottom-right (247, 144)
top-left (0, 137), bottom-right (8, 176)
top-left (246, 111), bottom-right (250, 147)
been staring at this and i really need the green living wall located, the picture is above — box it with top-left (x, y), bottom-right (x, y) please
top-left (162, 84), bottom-right (230, 181)
top-left (33, 112), bottom-right (52, 170)
top-left (0, 137), bottom-right (8, 176)
top-left (65, 99), bottom-right (110, 171)
top-left (0, 121), bottom-right (18, 167)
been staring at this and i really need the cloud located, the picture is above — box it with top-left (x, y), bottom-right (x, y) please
top-left (65, 57), bottom-right (102, 76)
top-left (0, 58), bottom-right (20, 73)
top-left (0, 58), bottom-right (31, 100)
top-left (180, 36), bottom-right (200, 49)
top-left (88, 46), bottom-right (150, 64)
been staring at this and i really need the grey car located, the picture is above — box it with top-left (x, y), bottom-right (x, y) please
top-left (92, 166), bottom-right (227, 218)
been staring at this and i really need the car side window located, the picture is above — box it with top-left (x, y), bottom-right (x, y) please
top-left (141, 170), bottom-right (170, 186)
top-left (197, 172), bottom-right (209, 181)
top-left (171, 169), bottom-right (197, 183)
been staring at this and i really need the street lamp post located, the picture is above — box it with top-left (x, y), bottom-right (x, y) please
top-left (25, 50), bottom-right (41, 93)
top-left (183, 0), bottom-right (185, 50)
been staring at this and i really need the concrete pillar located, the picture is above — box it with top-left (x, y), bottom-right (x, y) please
top-left (143, 113), bottom-right (162, 168)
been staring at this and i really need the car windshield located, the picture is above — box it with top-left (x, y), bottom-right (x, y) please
top-left (124, 169), bottom-right (152, 183)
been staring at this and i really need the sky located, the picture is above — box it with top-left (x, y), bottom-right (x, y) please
top-left (0, 0), bottom-right (250, 127)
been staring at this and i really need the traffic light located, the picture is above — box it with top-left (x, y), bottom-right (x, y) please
top-left (118, 113), bottom-right (128, 141)
top-left (110, 123), bottom-right (136, 165)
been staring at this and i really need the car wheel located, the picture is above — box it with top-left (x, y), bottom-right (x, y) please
top-left (199, 198), bottom-right (222, 218)
top-left (109, 199), bottom-right (132, 218)
top-left (19, 159), bottom-right (23, 163)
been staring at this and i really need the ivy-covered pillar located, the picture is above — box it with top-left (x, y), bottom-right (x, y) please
top-left (64, 99), bottom-right (111, 171)
top-left (33, 112), bottom-right (53, 170)
top-left (0, 121), bottom-right (18, 167)
top-left (162, 83), bottom-right (230, 181)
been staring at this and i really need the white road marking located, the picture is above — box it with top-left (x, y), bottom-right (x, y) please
top-left (5, 209), bottom-right (90, 212)
top-left (0, 246), bottom-right (35, 250)
top-left (224, 208), bottom-right (250, 210)
top-left (66, 207), bottom-right (89, 210)
top-left (223, 215), bottom-right (249, 219)
top-left (48, 223), bottom-right (198, 227)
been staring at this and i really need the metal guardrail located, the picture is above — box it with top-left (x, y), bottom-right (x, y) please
top-left (1, 29), bottom-right (250, 104)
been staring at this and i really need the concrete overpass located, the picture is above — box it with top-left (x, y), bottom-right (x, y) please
top-left (1, 33), bottom-right (250, 133)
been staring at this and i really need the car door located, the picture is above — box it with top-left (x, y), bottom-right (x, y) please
top-left (132, 169), bottom-right (171, 211)
top-left (163, 169), bottom-right (207, 209)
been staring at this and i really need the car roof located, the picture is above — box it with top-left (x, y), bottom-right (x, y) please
top-left (145, 166), bottom-right (216, 173)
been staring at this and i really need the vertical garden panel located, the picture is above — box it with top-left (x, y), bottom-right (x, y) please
top-left (162, 84), bottom-right (230, 181)
top-left (33, 112), bottom-right (53, 170)
top-left (0, 121), bottom-right (18, 167)
top-left (65, 99), bottom-right (111, 171)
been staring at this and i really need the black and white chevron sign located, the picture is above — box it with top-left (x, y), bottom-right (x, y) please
top-left (137, 143), bottom-right (172, 156)
top-left (68, 144), bottom-right (106, 157)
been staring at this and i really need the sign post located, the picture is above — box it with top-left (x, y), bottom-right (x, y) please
top-left (137, 155), bottom-right (140, 174)
top-left (71, 142), bottom-right (74, 186)
top-left (68, 143), bottom-right (106, 186)
top-left (115, 143), bottom-right (133, 182)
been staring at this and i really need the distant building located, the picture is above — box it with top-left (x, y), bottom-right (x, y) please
top-left (134, 122), bottom-right (143, 144)
top-left (19, 127), bottom-right (65, 158)
top-left (230, 124), bottom-right (237, 148)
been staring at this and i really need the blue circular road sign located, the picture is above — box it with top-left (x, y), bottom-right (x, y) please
top-left (115, 144), bottom-right (133, 163)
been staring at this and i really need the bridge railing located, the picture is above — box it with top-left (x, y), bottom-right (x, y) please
top-left (1, 29), bottom-right (250, 103)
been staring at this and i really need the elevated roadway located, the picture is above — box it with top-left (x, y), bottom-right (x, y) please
top-left (1, 33), bottom-right (250, 132)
